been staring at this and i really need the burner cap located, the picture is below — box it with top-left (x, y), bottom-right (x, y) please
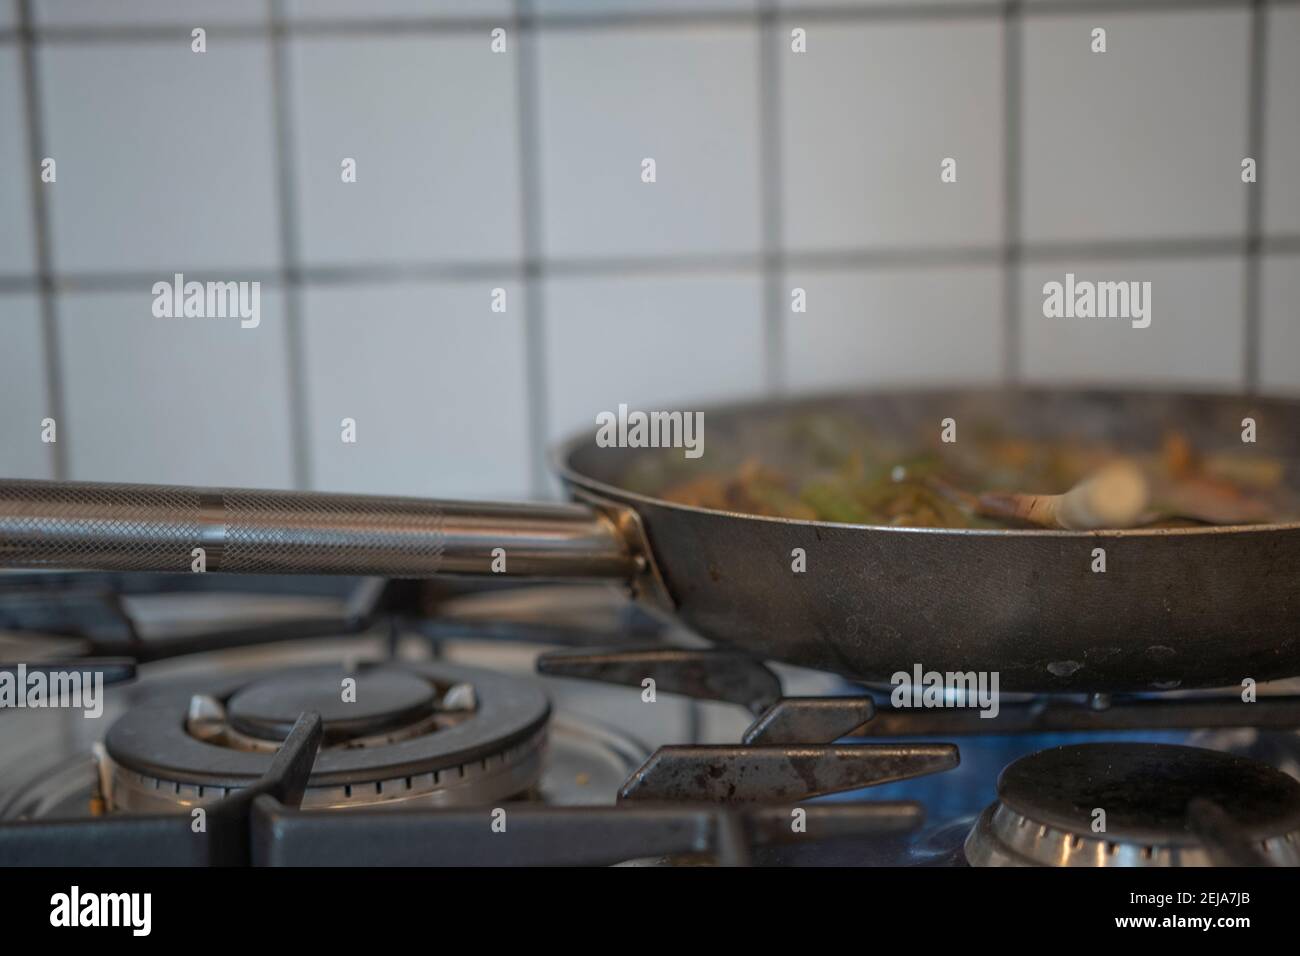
top-left (228, 668), bottom-right (436, 743)
top-left (966, 743), bottom-right (1300, 867)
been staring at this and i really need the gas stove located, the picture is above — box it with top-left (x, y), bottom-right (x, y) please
top-left (3, 572), bottom-right (1300, 868)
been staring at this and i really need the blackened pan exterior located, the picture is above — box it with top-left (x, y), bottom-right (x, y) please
top-left (559, 389), bottom-right (1300, 693)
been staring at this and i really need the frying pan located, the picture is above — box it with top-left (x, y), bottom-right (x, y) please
top-left (1, 388), bottom-right (1297, 693)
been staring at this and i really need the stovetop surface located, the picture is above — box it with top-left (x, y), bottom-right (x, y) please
top-left (3, 572), bottom-right (1300, 866)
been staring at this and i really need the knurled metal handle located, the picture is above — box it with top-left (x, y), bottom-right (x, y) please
top-left (0, 479), bottom-right (636, 579)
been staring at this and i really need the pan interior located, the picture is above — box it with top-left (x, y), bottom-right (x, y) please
top-left (560, 388), bottom-right (1300, 528)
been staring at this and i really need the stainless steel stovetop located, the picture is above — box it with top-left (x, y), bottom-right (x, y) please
top-left (3, 573), bottom-right (1300, 867)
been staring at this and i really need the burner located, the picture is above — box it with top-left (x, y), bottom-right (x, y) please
top-left (965, 742), bottom-right (1300, 866)
top-left (102, 661), bottom-right (551, 811)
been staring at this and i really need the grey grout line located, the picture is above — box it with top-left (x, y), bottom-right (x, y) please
top-left (10, 0), bottom-right (1289, 47)
top-left (513, 0), bottom-right (551, 499)
top-left (772, 0), bottom-right (1006, 22)
top-left (1243, 0), bottom-right (1268, 393)
top-left (15, 0), bottom-right (66, 481)
top-left (1011, 235), bottom-right (1284, 260)
top-left (284, 11), bottom-right (760, 34)
top-left (531, 252), bottom-right (762, 278)
top-left (1001, 0), bottom-right (1023, 384)
top-left (267, 0), bottom-right (311, 489)
top-left (1018, 0), bottom-right (1263, 15)
top-left (758, 2), bottom-right (785, 396)
top-left (2, 235), bottom-right (1297, 297)
top-left (0, 7), bottom-right (998, 46)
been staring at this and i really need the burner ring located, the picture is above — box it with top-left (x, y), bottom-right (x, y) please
top-left (966, 742), bottom-right (1300, 867)
top-left (104, 661), bottom-right (549, 809)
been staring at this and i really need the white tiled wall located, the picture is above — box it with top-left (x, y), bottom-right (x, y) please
top-left (34, 1), bottom-right (267, 27)
top-left (0, 46), bottom-right (34, 275)
top-left (535, 24), bottom-right (763, 259)
top-left (537, 1), bottom-right (754, 13)
top-left (54, 288), bottom-right (297, 487)
top-left (288, 33), bottom-right (523, 267)
top-left (0, 295), bottom-right (53, 479)
top-left (1020, 8), bottom-right (1250, 243)
top-left (300, 279), bottom-right (533, 499)
top-left (1020, 257), bottom-right (1245, 388)
top-left (780, 17), bottom-right (1005, 251)
top-left (1261, 253), bottom-right (1300, 393)
top-left (1264, 4), bottom-right (1300, 235)
top-left (784, 264), bottom-right (1004, 390)
top-left (542, 272), bottom-right (766, 442)
top-left (0, 1), bottom-right (1296, 498)
top-left (38, 38), bottom-right (281, 273)
top-left (284, 0), bottom-right (512, 19)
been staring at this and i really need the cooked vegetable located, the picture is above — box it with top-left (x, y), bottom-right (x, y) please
top-left (974, 459), bottom-right (1150, 530)
top-left (647, 418), bottom-right (1293, 530)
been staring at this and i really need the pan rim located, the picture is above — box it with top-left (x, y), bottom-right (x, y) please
top-left (552, 385), bottom-right (1300, 540)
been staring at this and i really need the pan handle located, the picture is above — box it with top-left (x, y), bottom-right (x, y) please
top-left (0, 479), bottom-right (642, 580)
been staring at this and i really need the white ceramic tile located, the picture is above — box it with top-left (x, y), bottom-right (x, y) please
top-left (0, 294), bottom-right (56, 479)
top-left (289, 34), bottom-right (522, 268)
top-left (0, 47), bottom-right (34, 276)
top-left (538, 0), bottom-right (753, 11)
top-left (0, 1), bottom-right (13, 30)
top-left (536, 25), bottom-right (762, 259)
top-left (283, 0), bottom-right (510, 19)
top-left (784, 264), bottom-right (1003, 391)
top-left (781, 0), bottom-right (991, 7)
top-left (300, 280), bottom-right (532, 499)
top-left (39, 40), bottom-right (279, 273)
top-left (781, 18), bottom-right (1004, 251)
top-left (56, 287), bottom-right (295, 487)
top-left (35, 1), bottom-right (266, 26)
top-left (1264, 4), bottom-right (1300, 235)
top-left (543, 272), bottom-right (765, 442)
top-left (1022, 9), bottom-right (1250, 242)
top-left (1260, 253), bottom-right (1300, 394)
top-left (1020, 257), bottom-right (1244, 387)
top-left (1023, 0), bottom-right (1196, 4)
